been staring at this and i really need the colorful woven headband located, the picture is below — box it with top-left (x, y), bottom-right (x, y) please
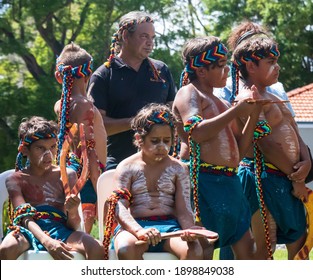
top-left (143, 111), bottom-right (175, 131)
top-left (186, 43), bottom-right (228, 74)
top-left (180, 43), bottom-right (228, 88)
top-left (16, 132), bottom-right (57, 171)
top-left (18, 132), bottom-right (57, 151)
top-left (56, 59), bottom-right (93, 78)
top-left (104, 16), bottom-right (154, 68)
top-left (233, 44), bottom-right (280, 67)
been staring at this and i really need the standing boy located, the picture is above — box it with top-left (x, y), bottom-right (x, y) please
top-left (54, 42), bottom-right (107, 233)
top-left (230, 28), bottom-right (310, 259)
top-left (173, 36), bottom-right (266, 259)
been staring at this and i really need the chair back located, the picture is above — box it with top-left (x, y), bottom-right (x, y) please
top-left (96, 169), bottom-right (116, 242)
top-left (0, 169), bottom-right (14, 241)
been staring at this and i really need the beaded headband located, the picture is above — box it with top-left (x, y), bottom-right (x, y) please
top-left (180, 43), bottom-right (228, 87)
top-left (15, 132), bottom-right (57, 171)
top-left (104, 16), bottom-right (154, 68)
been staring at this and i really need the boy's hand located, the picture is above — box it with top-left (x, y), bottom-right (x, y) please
top-left (289, 160), bottom-right (311, 183)
top-left (180, 225), bottom-right (205, 242)
top-left (291, 181), bottom-right (309, 202)
top-left (43, 238), bottom-right (74, 260)
top-left (65, 193), bottom-right (80, 214)
top-left (136, 228), bottom-right (161, 246)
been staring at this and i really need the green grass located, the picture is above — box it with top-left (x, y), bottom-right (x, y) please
top-left (213, 248), bottom-right (313, 260)
top-left (92, 221), bottom-right (313, 260)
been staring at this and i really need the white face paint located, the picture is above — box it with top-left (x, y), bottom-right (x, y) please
top-left (38, 150), bottom-right (54, 170)
top-left (149, 142), bottom-right (170, 161)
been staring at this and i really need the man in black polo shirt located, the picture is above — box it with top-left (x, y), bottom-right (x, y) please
top-left (88, 10), bottom-right (176, 170)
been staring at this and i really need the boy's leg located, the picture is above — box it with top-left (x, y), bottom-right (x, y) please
top-left (251, 208), bottom-right (277, 259)
top-left (114, 230), bottom-right (148, 260)
top-left (231, 230), bottom-right (255, 260)
top-left (286, 233), bottom-right (306, 260)
top-left (164, 237), bottom-right (203, 260)
top-left (219, 246), bottom-right (234, 260)
top-left (66, 231), bottom-right (104, 260)
top-left (0, 232), bottom-right (30, 259)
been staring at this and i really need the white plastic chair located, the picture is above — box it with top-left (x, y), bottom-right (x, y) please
top-left (97, 169), bottom-right (178, 260)
top-left (0, 169), bottom-right (85, 260)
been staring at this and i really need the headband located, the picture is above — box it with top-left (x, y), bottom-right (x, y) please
top-left (135, 111), bottom-right (175, 135)
top-left (15, 132), bottom-right (57, 171)
top-left (180, 42), bottom-right (228, 87)
top-left (235, 31), bottom-right (268, 47)
top-left (56, 59), bottom-right (93, 78)
top-left (233, 44), bottom-right (280, 67)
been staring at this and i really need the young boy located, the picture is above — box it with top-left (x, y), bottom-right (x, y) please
top-left (0, 116), bottom-right (104, 260)
top-left (173, 36), bottom-right (267, 259)
top-left (54, 42), bottom-right (107, 233)
top-left (107, 103), bottom-right (203, 260)
top-left (230, 28), bottom-right (310, 259)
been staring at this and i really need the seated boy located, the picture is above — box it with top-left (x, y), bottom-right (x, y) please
top-left (105, 104), bottom-right (204, 260)
top-left (0, 116), bottom-right (104, 260)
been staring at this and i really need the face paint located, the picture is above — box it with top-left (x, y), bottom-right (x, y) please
top-left (38, 150), bottom-right (54, 170)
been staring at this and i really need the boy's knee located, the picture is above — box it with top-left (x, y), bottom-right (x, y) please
top-left (117, 245), bottom-right (140, 260)
top-left (185, 242), bottom-right (204, 260)
top-left (0, 245), bottom-right (13, 260)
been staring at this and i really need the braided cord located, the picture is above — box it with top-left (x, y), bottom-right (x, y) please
top-left (103, 188), bottom-right (132, 260)
top-left (253, 120), bottom-right (273, 259)
top-left (230, 63), bottom-right (239, 104)
top-left (7, 203), bottom-right (40, 251)
top-left (184, 115), bottom-right (203, 222)
top-left (57, 67), bottom-right (73, 164)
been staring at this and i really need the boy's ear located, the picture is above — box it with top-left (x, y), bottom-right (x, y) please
top-left (55, 71), bottom-right (62, 84)
top-left (195, 66), bottom-right (208, 78)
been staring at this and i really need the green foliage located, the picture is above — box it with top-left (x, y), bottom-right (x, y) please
top-left (202, 0), bottom-right (313, 91)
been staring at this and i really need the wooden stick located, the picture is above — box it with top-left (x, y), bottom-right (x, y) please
top-left (72, 123), bottom-right (89, 195)
top-left (135, 229), bottom-right (219, 245)
top-left (60, 123), bottom-right (78, 197)
top-left (234, 99), bottom-right (290, 104)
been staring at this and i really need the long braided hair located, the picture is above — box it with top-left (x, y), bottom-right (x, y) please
top-left (55, 42), bottom-right (93, 163)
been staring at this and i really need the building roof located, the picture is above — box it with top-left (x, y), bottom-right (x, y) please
top-left (287, 83), bottom-right (313, 122)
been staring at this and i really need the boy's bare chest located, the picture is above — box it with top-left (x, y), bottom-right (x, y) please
top-left (21, 176), bottom-right (65, 206)
top-left (131, 167), bottom-right (176, 195)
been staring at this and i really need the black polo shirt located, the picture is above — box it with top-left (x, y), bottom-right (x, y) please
top-left (88, 57), bottom-right (176, 168)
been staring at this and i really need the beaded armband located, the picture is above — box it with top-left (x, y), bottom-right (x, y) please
top-left (8, 203), bottom-right (40, 251)
top-left (254, 120), bottom-right (272, 141)
top-left (13, 203), bottom-right (37, 225)
top-left (103, 188), bottom-right (132, 260)
top-left (183, 115), bottom-right (203, 222)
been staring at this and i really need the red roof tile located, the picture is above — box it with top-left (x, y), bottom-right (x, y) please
top-left (287, 83), bottom-right (313, 122)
